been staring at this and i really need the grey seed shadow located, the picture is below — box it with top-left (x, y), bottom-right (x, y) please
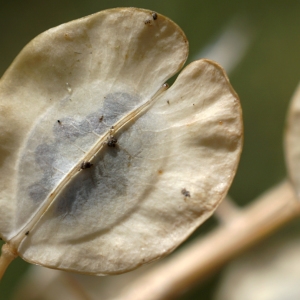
top-left (26, 91), bottom-right (166, 245)
top-left (53, 147), bottom-right (122, 215)
top-left (63, 172), bottom-right (159, 245)
top-left (28, 92), bottom-right (141, 204)
top-left (28, 143), bottom-right (58, 203)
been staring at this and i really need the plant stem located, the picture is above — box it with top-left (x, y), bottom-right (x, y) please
top-left (117, 180), bottom-right (300, 300)
top-left (0, 243), bottom-right (18, 281)
top-left (214, 195), bottom-right (241, 224)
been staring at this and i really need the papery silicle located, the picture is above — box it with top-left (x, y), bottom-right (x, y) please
top-left (0, 7), bottom-right (243, 275)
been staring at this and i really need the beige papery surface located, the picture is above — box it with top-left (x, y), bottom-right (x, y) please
top-left (0, 8), bottom-right (242, 275)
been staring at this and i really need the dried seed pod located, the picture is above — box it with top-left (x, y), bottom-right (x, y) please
top-left (0, 7), bottom-right (242, 276)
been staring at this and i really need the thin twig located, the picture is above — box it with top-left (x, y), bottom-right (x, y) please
top-left (116, 180), bottom-right (300, 300)
top-left (214, 195), bottom-right (241, 224)
top-left (0, 243), bottom-right (18, 281)
top-left (62, 273), bottom-right (93, 300)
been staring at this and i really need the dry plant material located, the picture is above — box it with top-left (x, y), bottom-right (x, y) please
top-left (0, 8), bottom-right (243, 276)
top-left (285, 84), bottom-right (300, 197)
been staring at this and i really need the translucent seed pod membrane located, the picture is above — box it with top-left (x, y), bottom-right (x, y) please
top-left (0, 8), bottom-right (243, 275)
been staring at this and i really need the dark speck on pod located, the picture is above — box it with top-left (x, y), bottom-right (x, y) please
top-left (181, 188), bottom-right (191, 198)
top-left (99, 116), bottom-right (104, 122)
top-left (144, 19), bottom-right (152, 25)
top-left (80, 161), bottom-right (93, 169)
top-left (167, 100), bottom-right (170, 105)
top-left (25, 231), bottom-right (29, 236)
top-left (57, 120), bottom-right (61, 124)
top-left (107, 136), bottom-right (118, 147)
top-left (152, 12), bottom-right (157, 20)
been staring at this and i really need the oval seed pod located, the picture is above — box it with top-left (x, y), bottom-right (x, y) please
top-left (0, 7), bottom-right (243, 275)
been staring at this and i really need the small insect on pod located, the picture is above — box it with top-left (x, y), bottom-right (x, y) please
top-left (181, 188), bottom-right (191, 198)
top-left (80, 161), bottom-right (93, 169)
top-left (107, 136), bottom-right (118, 147)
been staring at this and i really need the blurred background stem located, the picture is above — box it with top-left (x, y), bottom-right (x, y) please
top-left (116, 180), bottom-right (300, 300)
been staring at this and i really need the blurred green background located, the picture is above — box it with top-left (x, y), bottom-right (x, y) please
top-left (1, 0), bottom-right (300, 299)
